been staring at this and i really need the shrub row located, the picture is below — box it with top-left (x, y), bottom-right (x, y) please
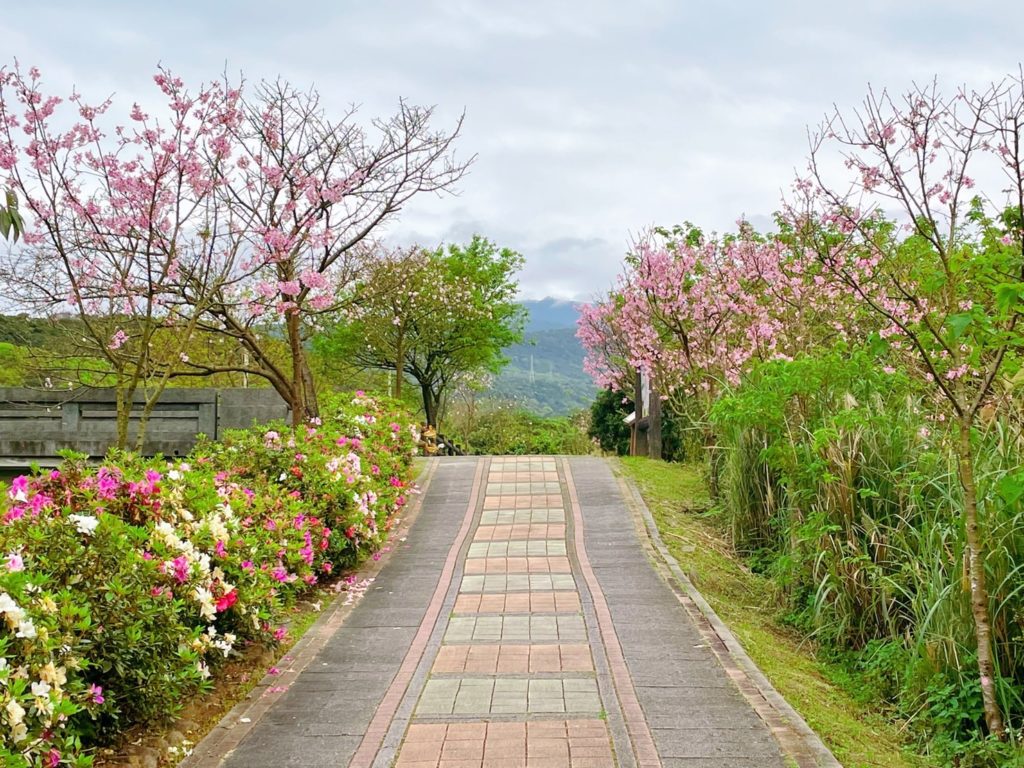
top-left (452, 408), bottom-right (591, 455)
top-left (0, 392), bottom-right (418, 768)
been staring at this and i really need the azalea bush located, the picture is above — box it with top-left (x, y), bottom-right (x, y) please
top-left (0, 392), bottom-right (418, 767)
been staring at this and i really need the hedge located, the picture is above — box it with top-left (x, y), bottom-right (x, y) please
top-left (0, 392), bottom-right (418, 767)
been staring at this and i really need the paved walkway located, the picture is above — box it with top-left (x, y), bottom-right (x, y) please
top-left (187, 457), bottom-right (827, 768)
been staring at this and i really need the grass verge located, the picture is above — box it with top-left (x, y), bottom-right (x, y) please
top-left (617, 456), bottom-right (936, 768)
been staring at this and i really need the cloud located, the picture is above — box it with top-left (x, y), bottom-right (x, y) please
top-left (3, 0), bottom-right (1024, 299)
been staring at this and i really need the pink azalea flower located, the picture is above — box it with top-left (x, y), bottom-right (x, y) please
top-left (171, 555), bottom-right (190, 583)
top-left (88, 684), bottom-right (105, 704)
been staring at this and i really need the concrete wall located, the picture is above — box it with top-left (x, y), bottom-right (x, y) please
top-left (0, 387), bottom-right (289, 460)
top-left (216, 388), bottom-right (291, 437)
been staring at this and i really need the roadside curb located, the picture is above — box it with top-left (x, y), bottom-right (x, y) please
top-left (612, 459), bottom-right (843, 768)
top-left (179, 457), bottom-right (439, 768)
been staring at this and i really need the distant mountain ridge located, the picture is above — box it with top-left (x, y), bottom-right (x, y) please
top-left (487, 299), bottom-right (596, 416)
top-left (521, 298), bottom-right (581, 332)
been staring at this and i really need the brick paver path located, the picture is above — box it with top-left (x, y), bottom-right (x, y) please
top-left (192, 457), bottom-right (808, 768)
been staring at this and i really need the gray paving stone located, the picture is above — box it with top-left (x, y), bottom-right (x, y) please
top-left (479, 508), bottom-right (565, 525)
top-left (217, 458), bottom-right (477, 768)
top-left (442, 614), bottom-right (587, 643)
top-left (569, 457), bottom-right (786, 768)
top-left (458, 573), bottom-right (577, 593)
top-left (467, 540), bottom-right (567, 558)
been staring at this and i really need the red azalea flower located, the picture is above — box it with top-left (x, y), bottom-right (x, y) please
top-left (215, 589), bottom-right (239, 612)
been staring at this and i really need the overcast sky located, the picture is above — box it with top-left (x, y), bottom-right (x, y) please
top-left (4, 1), bottom-right (1024, 299)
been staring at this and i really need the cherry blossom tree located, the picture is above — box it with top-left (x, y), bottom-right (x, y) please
top-left (791, 73), bottom-right (1024, 738)
top-left (576, 292), bottom-right (634, 392)
top-left (579, 223), bottom-right (863, 493)
top-left (0, 63), bottom-right (245, 448)
top-left (174, 79), bottom-right (472, 425)
top-left (0, 63), bottom-right (472, 437)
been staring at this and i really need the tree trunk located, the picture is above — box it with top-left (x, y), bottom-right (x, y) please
top-left (299, 356), bottom-right (319, 420)
top-left (648, 388), bottom-right (663, 461)
top-left (959, 418), bottom-right (1005, 738)
top-left (115, 387), bottom-right (130, 451)
top-left (394, 333), bottom-right (404, 399)
top-left (134, 401), bottom-right (153, 454)
top-left (421, 382), bottom-right (438, 428)
top-left (285, 311), bottom-right (318, 426)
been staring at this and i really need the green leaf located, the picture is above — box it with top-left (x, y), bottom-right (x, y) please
top-left (4, 189), bottom-right (16, 209)
top-left (0, 209), bottom-right (10, 240)
top-left (995, 283), bottom-right (1024, 313)
top-left (946, 312), bottom-right (973, 339)
top-left (997, 472), bottom-right (1024, 506)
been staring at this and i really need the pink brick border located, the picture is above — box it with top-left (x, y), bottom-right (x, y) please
top-left (348, 458), bottom-right (487, 768)
top-left (561, 458), bottom-right (662, 768)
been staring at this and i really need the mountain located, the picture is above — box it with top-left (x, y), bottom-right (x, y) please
top-left (521, 298), bottom-right (582, 333)
top-left (486, 299), bottom-right (598, 416)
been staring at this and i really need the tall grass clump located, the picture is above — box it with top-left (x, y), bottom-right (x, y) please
top-left (711, 349), bottom-right (1024, 763)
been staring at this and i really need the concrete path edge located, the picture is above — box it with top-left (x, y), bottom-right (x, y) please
top-left (611, 459), bottom-right (843, 768)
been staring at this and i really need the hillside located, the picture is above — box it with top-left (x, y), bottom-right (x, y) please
top-left (487, 300), bottom-right (597, 415)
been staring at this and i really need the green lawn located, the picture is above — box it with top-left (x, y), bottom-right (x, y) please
top-left (616, 456), bottom-right (936, 768)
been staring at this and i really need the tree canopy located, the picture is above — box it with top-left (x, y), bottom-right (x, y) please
top-left (317, 236), bottom-right (525, 426)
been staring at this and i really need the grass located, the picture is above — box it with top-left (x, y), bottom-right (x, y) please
top-left (617, 456), bottom-right (937, 768)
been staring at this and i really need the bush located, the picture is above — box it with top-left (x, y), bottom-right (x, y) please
top-left (587, 388), bottom-right (695, 462)
top-left (0, 392), bottom-right (417, 767)
top-left (454, 407), bottom-right (591, 455)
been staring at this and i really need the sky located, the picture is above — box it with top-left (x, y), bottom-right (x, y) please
top-left (4, 0), bottom-right (1024, 300)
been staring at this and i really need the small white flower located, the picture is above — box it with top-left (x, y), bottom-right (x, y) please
top-left (5, 698), bottom-right (26, 727)
top-left (168, 469), bottom-right (182, 481)
top-left (69, 514), bottom-right (100, 536)
top-left (31, 680), bottom-right (51, 697)
top-left (16, 619), bottom-right (36, 639)
top-left (0, 592), bottom-right (19, 615)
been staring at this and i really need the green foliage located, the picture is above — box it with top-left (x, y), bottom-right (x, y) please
top-left (452, 407), bottom-right (591, 455)
top-left (709, 348), bottom-right (1024, 761)
top-left (316, 236), bottom-right (526, 426)
top-left (0, 342), bottom-right (27, 385)
top-left (0, 189), bottom-right (25, 242)
top-left (588, 389), bottom-right (632, 455)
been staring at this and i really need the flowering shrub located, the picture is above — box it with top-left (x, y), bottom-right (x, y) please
top-left (0, 392), bottom-right (417, 767)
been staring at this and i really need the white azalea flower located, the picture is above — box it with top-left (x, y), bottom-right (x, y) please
top-left (6, 698), bottom-right (26, 726)
top-left (68, 514), bottom-right (100, 535)
top-left (0, 592), bottom-right (20, 616)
